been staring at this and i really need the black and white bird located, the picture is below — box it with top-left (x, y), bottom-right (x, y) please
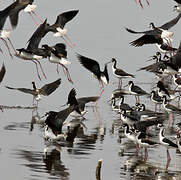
top-left (16, 19), bottom-right (49, 80)
top-left (45, 10), bottom-right (79, 48)
top-left (150, 90), bottom-right (163, 111)
top-left (158, 124), bottom-right (178, 168)
top-left (173, 0), bottom-right (181, 12)
top-left (126, 13), bottom-right (181, 49)
top-left (176, 133), bottom-right (181, 153)
top-left (5, 78), bottom-right (61, 106)
top-left (109, 58), bottom-right (134, 88)
top-left (42, 43), bottom-right (73, 84)
top-left (44, 106), bottom-right (80, 142)
top-left (162, 96), bottom-right (181, 114)
top-left (120, 109), bottom-right (139, 125)
top-left (67, 88), bottom-right (99, 118)
top-left (136, 130), bottom-right (159, 160)
top-left (157, 81), bottom-right (171, 98)
top-left (77, 53), bottom-right (109, 96)
top-left (125, 81), bottom-right (149, 103)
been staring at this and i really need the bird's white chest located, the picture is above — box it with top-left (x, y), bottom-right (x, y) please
top-left (17, 51), bottom-right (43, 60)
top-left (24, 4), bottom-right (37, 12)
top-left (0, 30), bottom-right (11, 38)
top-left (54, 28), bottom-right (67, 36)
top-left (161, 29), bottom-right (173, 39)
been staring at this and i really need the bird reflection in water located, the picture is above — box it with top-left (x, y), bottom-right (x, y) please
top-left (43, 144), bottom-right (69, 179)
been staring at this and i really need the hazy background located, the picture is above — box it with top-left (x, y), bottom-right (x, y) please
top-left (0, 0), bottom-right (181, 179)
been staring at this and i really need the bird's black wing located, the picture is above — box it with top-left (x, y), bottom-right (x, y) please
top-left (67, 88), bottom-right (78, 106)
top-left (173, 0), bottom-right (181, 3)
top-left (77, 96), bottom-right (99, 110)
top-left (5, 86), bottom-right (36, 95)
top-left (160, 13), bottom-right (181, 30)
top-left (54, 10), bottom-right (79, 29)
top-left (172, 42), bottom-right (181, 68)
top-left (0, 1), bottom-right (18, 29)
top-left (40, 78), bottom-right (61, 96)
top-left (129, 35), bottom-right (163, 47)
top-left (77, 53), bottom-right (101, 77)
top-left (0, 63), bottom-right (6, 84)
top-left (27, 19), bottom-right (48, 50)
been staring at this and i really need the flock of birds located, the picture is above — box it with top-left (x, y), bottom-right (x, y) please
top-left (1, 0), bottom-right (181, 176)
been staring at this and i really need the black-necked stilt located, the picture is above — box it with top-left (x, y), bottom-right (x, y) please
top-left (150, 90), bottom-right (163, 111)
top-left (77, 53), bottom-right (109, 96)
top-left (118, 96), bottom-right (132, 112)
top-left (44, 108), bottom-right (80, 143)
top-left (173, 0), bottom-right (181, 12)
top-left (157, 81), bottom-right (171, 98)
top-left (0, 63), bottom-right (6, 84)
top-left (120, 109), bottom-right (139, 125)
top-left (42, 43), bottom-right (73, 84)
top-left (158, 124), bottom-right (178, 169)
top-left (162, 96), bottom-right (181, 115)
top-left (16, 19), bottom-right (49, 80)
top-left (108, 58), bottom-right (134, 88)
top-left (5, 78), bottom-right (61, 106)
top-left (0, 3), bottom-right (17, 58)
top-left (126, 13), bottom-right (181, 48)
top-left (46, 10), bottom-right (79, 48)
top-left (136, 130), bottom-right (159, 160)
top-left (125, 81), bottom-right (149, 103)
top-left (176, 133), bottom-right (181, 152)
top-left (8, 0), bottom-right (41, 28)
top-left (67, 88), bottom-right (99, 118)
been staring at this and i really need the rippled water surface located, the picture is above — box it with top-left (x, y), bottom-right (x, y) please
top-left (1, 0), bottom-right (181, 179)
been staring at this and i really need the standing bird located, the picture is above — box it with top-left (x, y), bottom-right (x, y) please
top-left (76, 53), bottom-right (109, 96)
top-left (126, 13), bottom-right (181, 49)
top-left (158, 124), bottom-right (178, 170)
top-left (108, 58), bottom-right (134, 89)
top-left (157, 81), bottom-right (170, 98)
top-left (5, 78), bottom-right (61, 106)
top-left (125, 81), bottom-right (149, 103)
top-left (42, 43), bottom-right (73, 84)
top-left (16, 19), bottom-right (49, 80)
top-left (46, 10), bottom-right (79, 48)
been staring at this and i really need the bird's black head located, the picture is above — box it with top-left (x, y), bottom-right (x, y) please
top-left (32, 82), bottom-right (36, 90)
top-left (157, 123), bottom-right (164, 128)
top-left (157, 81), bottom-right (164, 88)
top-left (173, 5), bottom-right (178, 11)
top-left (149, 22), bottom-right (155, 29)
top-left (111, 58), bottom-right (116, 63)
top-left (128, 81), bottom-right (133, 85)
top-left (155, 51), bottom-right (161, 57)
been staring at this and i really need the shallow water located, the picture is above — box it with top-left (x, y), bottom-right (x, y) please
top-left (1, 0), bottom-right (181, 179)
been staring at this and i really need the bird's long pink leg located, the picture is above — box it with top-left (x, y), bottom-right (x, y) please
top-left (56, 64), bottom-right (59, 74)
top-left (1, 38), bottom-right (13, 59)
top-left (138, 0), bottom-right (143, 8)
top-left (28, 12), bottom-right (40, 26)
top-left (36, 61), bottom-right (47, 79)
top-left (64, 34), bottom-right (76, 47)
top-left (146, 0), bottom-right (150, 5)
top-left (144, 148), bottom-right (148, 161)
top-left (31, 11), bottom-right (43, 23)
top-left (61, 64), bottom-right (73, 84)
top-left (166, 149), bottom-right (171, 170)
top-left (7, 37), bottom-right (17, 54)
top-left (32, 60), bottom-right (41, 81)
